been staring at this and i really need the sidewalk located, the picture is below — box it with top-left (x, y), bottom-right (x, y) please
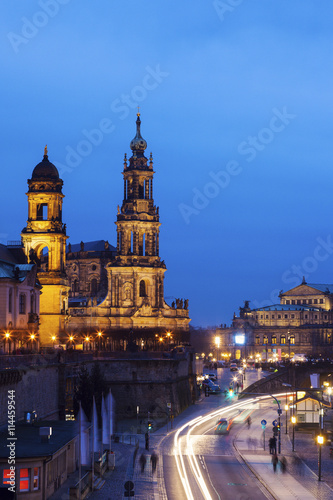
top-left (234, 406), bottom-right (333, 500)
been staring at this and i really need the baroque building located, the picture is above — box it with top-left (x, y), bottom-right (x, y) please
top-left (0, 243), bottom-right (41, 353)
top-left (18, 115), bottom-right (189, 346)
top-left (66, 113), bottom-right (190, 345)
top-left (216, 278), bottom-right (333, 360)
top-left (21, 147), bottom-right (69, 345)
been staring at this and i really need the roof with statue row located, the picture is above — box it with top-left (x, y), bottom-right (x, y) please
top-left (251, 304), bottom-right (321, 312)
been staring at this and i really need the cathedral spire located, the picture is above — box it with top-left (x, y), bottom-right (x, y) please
top-left (130, 112), bottom-right (147, 157)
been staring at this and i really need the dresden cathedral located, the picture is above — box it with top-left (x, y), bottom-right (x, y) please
top-left (19, 113), bottom-right (190, 348)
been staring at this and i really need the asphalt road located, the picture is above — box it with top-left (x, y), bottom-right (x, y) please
top-left (160, 366), bottom-right (271, 500)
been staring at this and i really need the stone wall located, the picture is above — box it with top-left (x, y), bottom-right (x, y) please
top-left (0, 364), bottom-right (59, 427)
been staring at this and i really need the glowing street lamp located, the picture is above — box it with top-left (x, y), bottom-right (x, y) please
top-left (285, 404), bottom-right (289, 434)
top-left (317, 435), bottom-right (324, 481)
top-left (291, 415), bottom-right (296, 452)
top-left (97, 331), bottom-right (102, 351)
top-left (4, 332), bottom-right (10, 354)
top-left (69, 335), bottom-right (74, 349)
top-left (51, 335), bottom-right (56, 348)
top-left (215, 336), bottom-right (220, 360)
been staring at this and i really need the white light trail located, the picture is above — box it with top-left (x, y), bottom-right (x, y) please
top-left (174, 392), bottom-right (291, 500)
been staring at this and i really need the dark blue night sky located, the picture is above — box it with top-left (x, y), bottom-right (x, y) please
top-left (1, 1), bottom-right (333, 327)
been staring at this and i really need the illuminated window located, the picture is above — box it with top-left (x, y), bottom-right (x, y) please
top-left (290, 336), bottom-right (295, 345)
top-left (19, 294), bottom-right (26, 314)
top-left (20, 468), bottom-right (29, 492)
top-left (281, 336), bottom-right (286, 344)
top-left (3, 469), bottom-right (14, 486)
top-left (255, 336), bottom-right (260, 345)
top-left (328, 334), bottom-right (332, 344)
top-left (33, 467), bottom-right (39, 491)
top-left (263, 336), bottom-right (268, 344)
top-left (272, 336), bottom-right (277, 344)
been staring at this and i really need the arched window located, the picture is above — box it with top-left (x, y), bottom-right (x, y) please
top-left (272, 336), bottom-right (277, 345)
top-left (255, 336), bottom-right (260, 345)
top-left (280, 336), bottom-right (286, 344)
top-left (91, 279), bottom-right (98, 295)
top-left (139, 280), bottom-right (146, 297)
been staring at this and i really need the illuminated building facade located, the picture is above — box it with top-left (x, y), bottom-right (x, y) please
top-left (216, 279), bottom-right (333, 360)
top-left (21, 147), bottom-right (70, 346)
top-left (0, 243), bottom-right (41, 353)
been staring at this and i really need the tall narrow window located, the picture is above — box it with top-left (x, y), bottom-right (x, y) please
top-left (33, 467), bottom-right (39, 491)
top-left (91, 279), bottom-right (98, 295)
top-left (8, 288), bottom-right (12, 313)
top-left (139, 280), bottom-right (146, 297)
top-left (36, 203), bottom-right (48, 220)
top-left (30, 294), bottom-right (35, 313)
top-left (20, 468), bottom-right (30, 492)
top-left (19, 294), bottom-right (26, 314)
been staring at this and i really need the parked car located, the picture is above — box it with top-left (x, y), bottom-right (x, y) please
top-left (214, 418), bottom-right (232, 434)
top-left (207, 373), bottom-right (217, 381)
top-left (202, 379), bottom-right (221, 393)
top-left (230, 363), bottom-right (238, 372)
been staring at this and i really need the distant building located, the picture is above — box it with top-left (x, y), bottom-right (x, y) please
top-left (0, 243), bottom-right (40, 353)
top-left (216, 279), bottom-right (333, 360)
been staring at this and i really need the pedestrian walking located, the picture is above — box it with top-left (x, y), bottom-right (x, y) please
top-left (271, 436), bottom-right (277, 454)
top-left (268, 437), bottom-right (273, 454)
top-left (133, 441), bottom-right (139, 467)
top-left (246, 416), bottom-right (252, 429)
top-left (139, 453), bottom-right (147, 473)
top-left (151, 451), bottom-right (158, 475)
top-left (272, 453), bottom-right (278, 473)
top-left (280, 456), bottom-right (287, 473)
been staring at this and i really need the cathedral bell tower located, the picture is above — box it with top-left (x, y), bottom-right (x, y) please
top-left (116, 112), bottom-right (161, 265)
top-left (105, 113), bottom-right (166, 322)
top-left (21, 147), bottom-right (69, 345)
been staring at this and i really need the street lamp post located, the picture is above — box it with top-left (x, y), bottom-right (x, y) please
top-left (285, 404), bottom-right (288, 434)
top-left (317, 435), bottom-right (324, 481)
top-left (97, 331), bottom-right (102, 351)
top-left (291, 416), bottom-right (296, 452)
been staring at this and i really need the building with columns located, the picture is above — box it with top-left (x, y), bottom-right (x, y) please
top-left (66, 113), bottom-right (190, 347)
top-left (21, 147), bottom-right (70, 345)
top-left (216, 278), bottom-right (333, 360)
top-left (19, 115), bottom-right (189, 347)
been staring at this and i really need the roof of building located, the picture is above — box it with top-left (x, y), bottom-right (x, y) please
top-left (251, 304), bottom-right (321, 312)
top-left (0, 421), bottom-right (79, 459)
top-left (0, 244), bottom-right (34, 282)
top-left (31, 150), bottom-right (59, 180)
top-left (67, 240), bottom-right (116, 253)
top-left (306, 284), bottom-right (333, 293)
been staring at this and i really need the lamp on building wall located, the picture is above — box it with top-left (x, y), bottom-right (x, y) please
top-left (51, 335), bottom-right (56, 348)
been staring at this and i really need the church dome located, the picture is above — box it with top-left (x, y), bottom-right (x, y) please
top-left (31, 146), bottom-right (59, 180)
top-left (130, 114), bottom-right (147, 153)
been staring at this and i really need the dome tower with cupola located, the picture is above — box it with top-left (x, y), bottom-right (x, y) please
top-left (21, 147), bottom-right (69, 345)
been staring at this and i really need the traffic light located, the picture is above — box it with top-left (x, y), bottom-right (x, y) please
top-left (148, 421), bottom-right (152, 431)
top-left (228, 388), bottom-right (234, 398)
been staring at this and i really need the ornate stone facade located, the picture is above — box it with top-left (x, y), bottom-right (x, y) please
top-left (21, 147), bottom-right (69, 345)
top-left (67, 114), bottom-right (190, 343)
top-left (216, 280), bottom-right (333, 359)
